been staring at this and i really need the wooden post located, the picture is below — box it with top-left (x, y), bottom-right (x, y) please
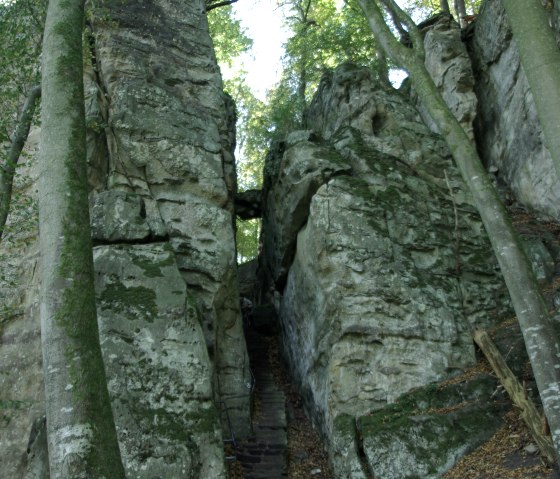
top-left (473, 329), bottom-right (555, 464)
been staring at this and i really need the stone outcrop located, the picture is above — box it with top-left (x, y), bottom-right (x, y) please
top-left (419, 14), bottom-right (478, 139)
top-left (89, 0), bottom-right (251, 447)
top-left (94, 243), bottom-right (225, 478)
top-left (468, 0), bottom-right (560, 220)
top-left (259, 63), bottom-right (512, 476)
top-left (3, 1), bottom-right (560, 477)
top-left (0, 127), bottom-right (43, 479)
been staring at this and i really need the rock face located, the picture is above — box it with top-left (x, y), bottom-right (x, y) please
top-left (0, 128), bottom-right (43, 479)
top-left (260, 64), bottom-right (511, 476)
top-left (469, 0), bottom-right (560, 220)
top-left (94, 244), bottom-right (225, 478)
top-left (2, 1), bottom-right (559, 477)
top-left (90, 0), bottom-right (251, 447)
top-left (417, 14), bottom-right (478, 139)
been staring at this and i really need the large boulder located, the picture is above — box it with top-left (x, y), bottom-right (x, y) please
top-left (94, 244), bottom-right (226, 478)
top-left (260, 64), bottom-right (511, 476)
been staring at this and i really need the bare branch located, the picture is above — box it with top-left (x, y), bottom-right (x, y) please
top-left (206, 0), bottom-right (239, 12)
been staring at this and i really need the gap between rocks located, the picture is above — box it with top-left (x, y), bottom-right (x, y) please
top-left (225, 302), bottom-right (334, 479)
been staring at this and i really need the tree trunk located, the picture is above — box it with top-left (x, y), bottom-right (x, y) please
top-left (500, 0), bottom-right (560, 182)
top-left (454, 0), bottom-right (467, 26)
top-left (0, 85), bottom-right (40, 242)
top-left (39, 0), bottom-right (125, 477)
top-left (357, 0), bottom-right (560, 466)
top-left (440, 0), bottom-right (450, 13)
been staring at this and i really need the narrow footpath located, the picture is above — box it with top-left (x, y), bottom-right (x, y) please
top-left (236, 329), bottom-right (288, 479)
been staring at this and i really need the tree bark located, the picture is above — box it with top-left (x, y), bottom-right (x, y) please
top-left (356, 0), bottom-right (560, 466)
top-left (0, 84), bottom-right (40, 242)
top-left (500, 0), bottom-right (560, 182)
top-left (454, 0), bottom-right (467, 26)
top-left (39, 0), bottom-right (125, 477)
top-left (440, 0), bottom-right (450, 13)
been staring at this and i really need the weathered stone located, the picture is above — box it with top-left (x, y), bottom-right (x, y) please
top-left (522, 237), bottom-right (555, 285)
top-left (420, 14), bottom-right (478, 139)
top-left (90, 190), bottom-right (151, 241)
top-left (330, 415), bottom-right (368, 479)
top-left (238, 259), bottom-right (258, 300)
top-left (91, 0), bottom-right (251, 437)
top-left (0, 99), bottom-right (43, 477)
top-left (260, 64), bottom-right (511, 476)
top-left (94, 243), bottom-right (226, 478)
top-left (260, 129), bottom-right (351, 290)
top-left (468, 0), bottom-right (560, 220)
top-left (22, 416), bottom-right (49, 479)
top-left (359, 376), bottom-right (506, 478)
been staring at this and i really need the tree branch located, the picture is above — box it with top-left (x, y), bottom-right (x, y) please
top-left (206, 0), bottom-right (239, 12)
top-left (379, 0), bottom-right (425, 58)
top-left (0, 84), bottom-right (41, 242)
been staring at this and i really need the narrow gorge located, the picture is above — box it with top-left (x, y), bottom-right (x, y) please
top-left (2, 0), bottom-right (560, 478)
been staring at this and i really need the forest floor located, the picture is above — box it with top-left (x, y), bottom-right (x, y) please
top-left (442, 205), bottom-right (560, 479)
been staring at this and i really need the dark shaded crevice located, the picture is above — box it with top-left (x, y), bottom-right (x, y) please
top-left (232, 328), bottom-right (288, 479)
top-left (235, 189), bottom-right (263, 220)
top-left (92, 233), bottom-right (170, 247)
top-left (355, 419), bottom-right (374, 479)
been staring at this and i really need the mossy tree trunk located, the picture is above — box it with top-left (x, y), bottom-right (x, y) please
top-left (0, 84), bottom-right (40, 242)
top-left (39, 0), bottom-right (125, 476)
top-left (356, 0), bottom-right (560, 466)
top-left (500, 0), bottom-right (560, 182)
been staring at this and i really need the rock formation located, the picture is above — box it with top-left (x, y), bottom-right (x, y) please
top-left (259, 61), bottom-right (512, 477)
top-left (1, 0), bottom-right (559, 477)
top-left (469, 0), bottom-right (560, 221)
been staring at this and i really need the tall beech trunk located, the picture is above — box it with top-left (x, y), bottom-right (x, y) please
top-left (500, 0), bottom-right (560, 182)
top-left (356, 0), bottom-right (560, 466)
top-left (39, 0), bottom-right (125, 477)
top-left (454, 0), bottom-right (467, 26)
top-left (0, 85), bottom-right (40, 242)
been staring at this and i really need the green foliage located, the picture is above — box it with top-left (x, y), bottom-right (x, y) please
top-left (271, 0), bottom-right (383, 134)
top-left (0, 0), bottom-right (46, 143)
top-left (207, 5), bottom-right (253, 67)
top-left (208, 0), bottom-right (385, 262)
top-left (236, 218), bottom-right (260, 263)
top-left (406, 0), bottom-right (482, 18)
top-left (0, 0), bottom-right (45, 242)
top-left (224, 75), bottom-right (267, 190)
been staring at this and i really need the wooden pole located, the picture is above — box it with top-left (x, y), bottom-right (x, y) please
top-left (473, 329), bottom-right (555, 464)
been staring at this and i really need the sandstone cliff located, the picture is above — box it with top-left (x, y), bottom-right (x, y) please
top-left (1, 0), bottom-right (559, 478)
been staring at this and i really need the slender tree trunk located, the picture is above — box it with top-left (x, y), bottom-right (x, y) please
top-left (39, 0), bottom-right (125, 477)
top-left (298, 61), bottom-right (308, 126)
top-left (500, 0), bottom-right (560, 182)
top-left (440, 0), bottom-right (450, 13)
top-left (0, 84), bottom-right (40, 242)
top-left (454, 0), bottom-right (467, 26)
top-left (357, 0), bottom-right (560, 466)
